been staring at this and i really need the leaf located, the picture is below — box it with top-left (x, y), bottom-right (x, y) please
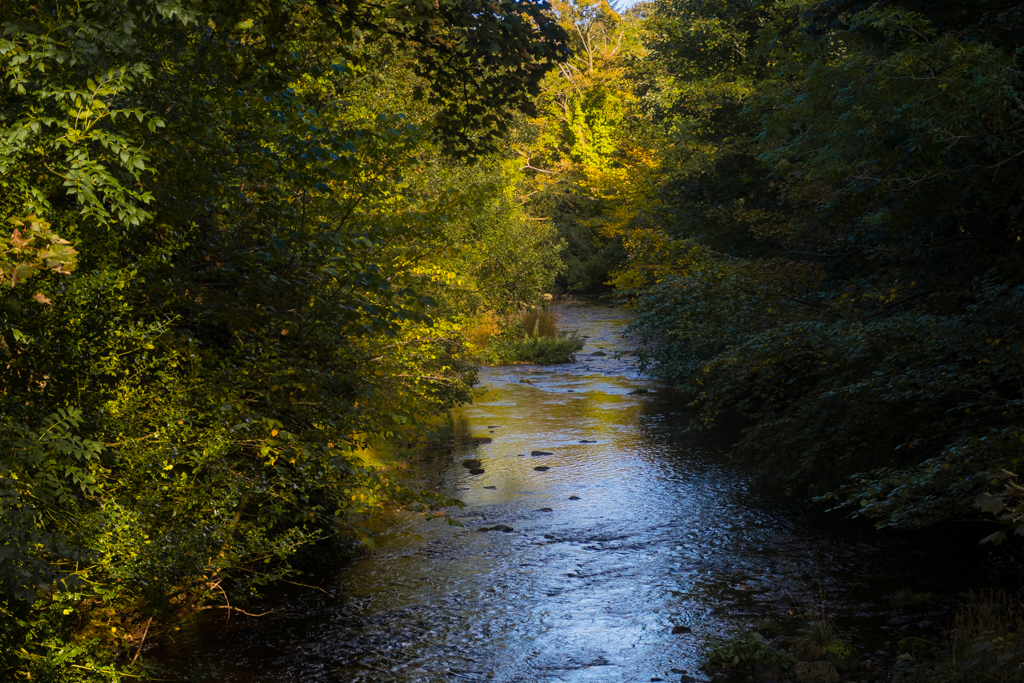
top-left (9, 228), bottom-right (32, 248)
top-left (979, 531), bottom-right (1006, 546)
top-left (979, 496), bottom-right (1005, 514)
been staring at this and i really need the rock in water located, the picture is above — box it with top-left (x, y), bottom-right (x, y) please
top-left (468, 468), bottom-right (485, 475)
top-left (591, 351), bottom-right (607, 356)
top-left (461, 459), bottom-right (482, 469)
top-left (671, 625), bottom-right (691, 634)
top-left (568, 495), bottom-right (580, 500)
top-left (483, 486), bottom-right (496, 490)
top-left (530, 450), bottom-right (553, 456)
top-left (479, 524), bottom-right (514, 533)
top-left (537, 507), bottom-right (553, 512)
top-left (628, 388), bottom-right (649, 395)
top-left (533, 466), bottom-right (550, 472)
top-left (793, 661), bottom-right (839, 683)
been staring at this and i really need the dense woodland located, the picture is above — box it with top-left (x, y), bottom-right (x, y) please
top-left (1, 0), bottom-right (1023, 680)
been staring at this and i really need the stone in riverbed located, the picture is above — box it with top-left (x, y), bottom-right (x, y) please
top-left (579, 440), bottom-right (596, 443)
top-left (671, 625), bottom-right (691, 634)
top-left (793, 661), bottom-right (839, 683)
top-left (479, 524), bottom-right (513, 533)
top-left (591, 350), bottom-right (607, 356)
top-left (483, 486), bottom-right (496, 490)
top-left (628, 388), bottom-right (649, 395)
top-left (531, 450), bottom-right (553, 456)
top-left (533, 466), bottom-right (550, 472)
top-left (568, 495), bottom-right (580, 500)
top-left (537, 507), bottom-right (553, 512)
top-left (468, 468), bottom-right (485, 475)
top-left (461, 459), bottom-right (482, 469)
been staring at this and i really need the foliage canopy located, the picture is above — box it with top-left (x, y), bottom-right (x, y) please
top-left (0, 0), bottom-right (567, 678)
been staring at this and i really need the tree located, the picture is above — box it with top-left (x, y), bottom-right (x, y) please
top-left (613, 0), bottom-right (1024, 535)
top-left (513, 0), bottom-right (649, 291)
top-left (0, 0), bottom-right (568, 678)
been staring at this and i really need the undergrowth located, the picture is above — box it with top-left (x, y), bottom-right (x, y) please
top-left (478, 333), bottom-right (584, 364)
top-left (705, 622), bottom-right (796, 673)
top-left (895, 590), bottom-right (1024, 683)
top-left (477, 306), bottom-right (584, 364)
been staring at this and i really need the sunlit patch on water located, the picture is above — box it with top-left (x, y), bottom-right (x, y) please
top-left (156, 301), bottom-right (982, 683)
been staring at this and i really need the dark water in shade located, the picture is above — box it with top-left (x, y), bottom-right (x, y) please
top-left (156, 303), bottom-right (990, 682)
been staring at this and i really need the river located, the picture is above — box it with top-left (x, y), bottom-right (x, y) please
top-left (158, 302), bottom-right (986, 682)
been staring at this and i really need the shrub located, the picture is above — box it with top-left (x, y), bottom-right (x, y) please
top-left (478, 334), bottom-right (584, 365)
top-left (477, 306), bottom-right (584, 364)
top-left (705, 623), bottom-right (795, 673)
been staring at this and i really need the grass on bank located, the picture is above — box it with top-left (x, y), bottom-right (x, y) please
top-left (472, 306), bottom-right (584, 365)
top-left (895, 590), bottom-right (1024, 683)
top-left (705, 589), bottom-right (1024, 683)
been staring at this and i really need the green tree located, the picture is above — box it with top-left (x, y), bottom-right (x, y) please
top-left (513, 0), bottom-right (648, 291)
top-left (614, 0), bottom-right (1024, 536)
top-left (0, 0), bottom-right (568, 678)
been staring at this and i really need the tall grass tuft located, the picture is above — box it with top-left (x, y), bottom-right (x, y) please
top-left (520, 306), bottom-right (558, 338)
top-left (894, 589), bottom-right (1024, 683)
top-left (477, 305), bottom-right (583, 365)
top-left (465, 312), bottom-right (501, 351)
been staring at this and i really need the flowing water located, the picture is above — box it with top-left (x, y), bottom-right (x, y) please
top-left (159, 302), bottom-right (985, 682)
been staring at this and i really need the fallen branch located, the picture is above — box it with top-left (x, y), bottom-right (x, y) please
top-left (279, 578), bottom-right (336, 598)
top-left (195, 605), bottom-right (280, 618)
top-left (132, 617), bottom-right (152, 663)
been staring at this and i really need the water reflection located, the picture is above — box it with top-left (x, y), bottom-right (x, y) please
top-left (159, 302), bottom-right (978, 682)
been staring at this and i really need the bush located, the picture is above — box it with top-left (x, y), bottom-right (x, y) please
top-left (477, 306), bottom-right (584, 364)
top-left (705, 623), bottom-right (795, 673)
top-left (478, 334), bottom-right (585, 365)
